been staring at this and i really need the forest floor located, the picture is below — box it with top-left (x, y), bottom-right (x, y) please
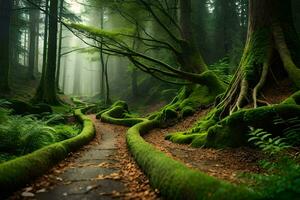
top-left (10, 109), bottom-right (266, 200)
top-left (10, 115), bottom-right (159, 200)
top-left (144, 109), bottom-right (264, 183)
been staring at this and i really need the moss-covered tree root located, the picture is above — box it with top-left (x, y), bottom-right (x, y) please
top-left (0, 109), bottom-right (95, 196)
top-left (167, 91), bottom-right (300, 148)
top-left (98, 102), bottom-right (259, 200)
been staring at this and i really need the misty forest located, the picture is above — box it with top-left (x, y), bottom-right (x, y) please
top-left (0, 0), bottom-right (300, 199)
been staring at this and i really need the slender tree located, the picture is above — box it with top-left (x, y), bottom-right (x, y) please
top-left (28, 0), bottom-right (40, 79)
top-left (56, 0), bottom-right (64, 90)
top-left (0, 0), bottom-right (12, 93)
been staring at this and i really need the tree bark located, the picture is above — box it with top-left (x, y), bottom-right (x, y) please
top-left (0, 0), bottom-right (12, 93)
top-left (218, 0), bottom-right (300, 116)
top-left (56, 0), bottom-right (64, 91)
top-left (28, 1), bottom-right (40, 80)
top-left (178, 0), bottom-right (207, 73)
top-left (34, 0), bottom-right (59, 104)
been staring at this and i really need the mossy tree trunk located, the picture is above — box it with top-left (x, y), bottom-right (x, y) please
top-left (0, 0), bottom-right (12, 93)
top-left (218, 0), bottom-right (300, 117)
top-left (34, 0), bottom-right (59, 104)
top-left (178, 0), bottom-right (207, 74)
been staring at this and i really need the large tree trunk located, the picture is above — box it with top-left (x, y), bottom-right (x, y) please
top-left (218, 0), bottom-right (300, 116)
top-left (34, 0), bottom-right (59, 104)
top-left (178, 0), bottom-right (207, 74)
top-left (0, 0), bottom-right (12, 93)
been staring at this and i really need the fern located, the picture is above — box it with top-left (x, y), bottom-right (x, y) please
top-left (248, 127), bottom-right (291, 155)
top-left (209, 57), bottom-right (233, 84)
top-left (0, 113), bottom-right (78, 158)
top-left (273, 116), bottom-right (300, 146)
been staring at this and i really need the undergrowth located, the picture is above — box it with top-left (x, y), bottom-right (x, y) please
top-left (0, 108), bottom-right (80, 164)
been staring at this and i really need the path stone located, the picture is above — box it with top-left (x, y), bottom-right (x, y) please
top-left (33, 116), bottom-right (126, 200)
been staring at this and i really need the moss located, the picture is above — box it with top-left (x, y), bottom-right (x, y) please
top-left (190, 133), bottom-right (207, 148)
top-left (168, 102), bottom-right (300, 148)
top-left (99, 102), bottom-right (144, 127)
top-left (282, 90), bottom-right (300, 105)
top-left (181, 106), bottom-right (195, 118)
top-left (3, 99), bottom-right (53, 115)
top-left (96, 100), bottom-right (261, 199)
top-left (51, 105), bottom-right (71, 114)
top-left (0, 109), bottom-right (95, 195)
top-left (151, 84), bottom-right (223, 128)
top-left (126, 120), bottom-right (259, 200)
top-left (166, 132), bottom-right (199, 144)
top-left (205, 104), bottom-right (300, 148)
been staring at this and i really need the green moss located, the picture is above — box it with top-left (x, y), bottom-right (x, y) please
top-left (3, 99), bottom-right (53, 115)
top-left (126, 120), bottom-right (259, 200)
top-left (0, 109), bottom-right (95, 195)
top-left (99, 102), bottom-right (144, 127)
top-left (96, 100), bottom-right (261, 199)
top-left (51, 105), bottom-right (71, 114)
top-left (166, 132), bottom-right (199, 144)
top-left (282, 90), bottom-right (300, 105)
top-left (205, 104), bottom-right (300, 148)
top-left (181, 106), bottom-right (195, 118)
top-left (190, 134), bottom-right (207, 148)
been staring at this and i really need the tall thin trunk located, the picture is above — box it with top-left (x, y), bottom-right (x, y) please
top-left (0, 0), bottom-right (12, 92)
top-left (56, 0), bottom-right (64, 91)
top-left (99, 6), bottom-right (105, 99)
top-left (24, 29), bottom-right (28, 66)
top-left (28, 2), bottom-right (40, 79)
top-left (104, 56), bottom-right (110, 104)
top-left (35, 0), bottom-right (49, 98)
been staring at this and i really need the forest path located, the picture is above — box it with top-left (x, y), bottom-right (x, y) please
top-left (12, 115), bottom-right (158, 200)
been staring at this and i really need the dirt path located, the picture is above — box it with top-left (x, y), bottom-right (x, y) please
top-left (11, 115), bottom-right (158, 200)
top-left (144, 109), bottom-right (264, 183)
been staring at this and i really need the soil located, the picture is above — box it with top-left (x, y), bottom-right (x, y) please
top-left (10, 115), bottom-right (159, 200)
top-left (144, 109), bottom-right (264, 183)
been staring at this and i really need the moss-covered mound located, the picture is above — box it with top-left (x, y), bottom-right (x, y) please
top-left (97, 101), bottom-right (259, 200)
top-left (2, 99), bottom-right (53, 115)
top-left (0, 109), bottom-right (95, 196)
top-left (167, 91), bottom-right (300, 148)
top-left (100, 101), bottom-right (144, 126)
top-left (149, 84), bottom-right (224, 127)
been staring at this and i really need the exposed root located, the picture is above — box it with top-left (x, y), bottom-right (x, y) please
top-left (230, 78), bottom-right (249, 114)
top-left (253, 49), bottom-right (272, 108)
top-left (273, 23), bottom-right (300, 88)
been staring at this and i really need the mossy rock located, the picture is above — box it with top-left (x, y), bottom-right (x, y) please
top-left (32, 103), bottom-right (53, 114)
top-left (5, 100), bottom-right (53, 115)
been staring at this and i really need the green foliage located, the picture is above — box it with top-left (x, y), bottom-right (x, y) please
top-left (245, 157), bottom-right (300, 200)
top-left (0, 109), bottom-right (95, 195)
top-left (273, 116), bottom-right (300, 146)
top-left (126, 121), bottom-right (258, 200)
top-left (42, 113), bottom-right (66, 125)
top-left (248, 127), bottom-right (290, 155)
top-left (0, 113), bottom-right (79, 163)
top-left (209, 57), bottom-right (233, 84)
